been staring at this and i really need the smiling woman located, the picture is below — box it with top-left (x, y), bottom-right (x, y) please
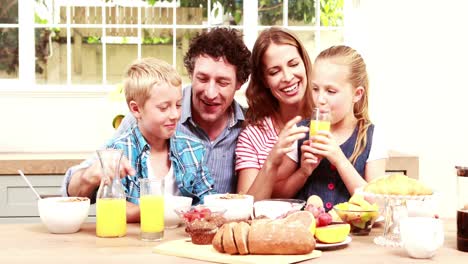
top-left (235, 27), bottom-right (314, 200)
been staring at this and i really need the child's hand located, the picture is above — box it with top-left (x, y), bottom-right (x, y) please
top-left (299, 139), bottom-right (322, 176)
top-left (309, 131), bottom-right (347, 166)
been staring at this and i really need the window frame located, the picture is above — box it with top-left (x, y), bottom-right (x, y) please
top-left (1, 0), bottom-right (353, 94)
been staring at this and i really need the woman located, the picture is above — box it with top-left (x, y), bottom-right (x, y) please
top-left (235, 27), bottom-right (313, 200)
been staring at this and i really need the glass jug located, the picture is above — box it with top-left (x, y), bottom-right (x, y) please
top-left (456, 166), bottom-right (468, 252)
top-left (96, 149), bottom-right (127, 238)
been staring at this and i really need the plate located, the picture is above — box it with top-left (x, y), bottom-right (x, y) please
top-left (316, 236), bottom-right (352, 249)
top-left (375, 215), bottom-right (385, 223)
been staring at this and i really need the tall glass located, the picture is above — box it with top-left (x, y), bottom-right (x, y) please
top-left (309, 108), bottom-right (330, 138)
top-left (139, 178), bottom-right (165, 241)
top-left (456, 166), bottom-right (468, 252)
top-left (96, 149), bottom-right (127, 238)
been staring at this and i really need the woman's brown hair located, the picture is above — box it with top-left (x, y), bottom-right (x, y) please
top-left (245, 27), bottom-right (314, 127)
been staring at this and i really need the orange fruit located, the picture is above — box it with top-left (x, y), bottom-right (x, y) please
top-left (314, 223), bottom-right (350, 243)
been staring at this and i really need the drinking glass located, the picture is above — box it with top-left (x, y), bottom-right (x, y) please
top-left (309, 108), bottom-right (330, 138)
top-left (139, 178), bottom-right (165, 241)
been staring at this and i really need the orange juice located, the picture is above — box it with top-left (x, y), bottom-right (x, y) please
top-left (309, 120), bottom-right (331, 138)
top-left (96, 198), bottom-right (127, 237)
top-left (140, 195), bottom-right (164, 233)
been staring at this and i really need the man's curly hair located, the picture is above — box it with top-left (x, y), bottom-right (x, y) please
top-left (183, 27), bottom-right (251, 84)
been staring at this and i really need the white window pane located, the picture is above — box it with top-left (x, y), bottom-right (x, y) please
top-left (258, 1), bottom-right (282, 26)
top-left (0, 28), bottom-right (18, 79)
top-left (73, 28), bottom-right (104, 85)
top-left (35, 27), bottom-right (67, 84)
top-left (288, 0), bottom-right (316, 26)
top-left (320, 0), bottom-right (344, 27)
top-left (175, 28), bottom-right (203, 84)
top-left (0, 0), bottom-right (18, 24)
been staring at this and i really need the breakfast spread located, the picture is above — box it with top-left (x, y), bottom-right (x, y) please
top-left (364, 173), bottom-right (433, 195)
top-left (212, 211), bottom-right (316, 255)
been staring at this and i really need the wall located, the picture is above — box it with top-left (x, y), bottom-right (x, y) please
top-left (357, 0), bottom-right (468, 217)
top-left (1, 0), bottom-right (468, 217)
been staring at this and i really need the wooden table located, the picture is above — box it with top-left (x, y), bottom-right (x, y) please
top-left (0, 220), bottom-right (466, 263)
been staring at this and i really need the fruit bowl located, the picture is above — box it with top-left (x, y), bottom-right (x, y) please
top-left (333, 205), bottom-right (379, 235)
top-left (174, 205), bottom-right (227, 245)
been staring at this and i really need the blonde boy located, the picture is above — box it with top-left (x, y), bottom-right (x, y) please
top-left (104, 58), bottom-right (215, 222)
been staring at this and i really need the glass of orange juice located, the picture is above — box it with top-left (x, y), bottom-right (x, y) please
top-left (139, 178), bottom-right (165, 241)
top-left (309, 108), bottom-right (330, 138)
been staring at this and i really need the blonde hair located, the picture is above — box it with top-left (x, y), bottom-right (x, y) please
top-left (123, 58), bottom-right (181, 107)
top-left (245, 27), bottom-right (314, 126)
top-left (316, 45), bottom-right (370, 165)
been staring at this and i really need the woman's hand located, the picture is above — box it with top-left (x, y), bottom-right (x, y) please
top-left (268, 116), bottom-right (309, 168)
top-left (309, 131), bottom-right (347, 167)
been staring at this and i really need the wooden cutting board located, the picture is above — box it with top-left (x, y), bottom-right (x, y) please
top-left (153, 239), bottom-right (322, 264)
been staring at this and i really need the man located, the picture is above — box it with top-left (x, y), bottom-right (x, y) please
top-left (62, 27), bottom-right (251, 200)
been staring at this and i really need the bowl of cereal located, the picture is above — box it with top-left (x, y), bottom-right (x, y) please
top-left (254, 198), bottom-right (306, 219)
top-left (38, 197), bottom-right (90, 234)
top-left (203, 193), bottom-right (254, 221)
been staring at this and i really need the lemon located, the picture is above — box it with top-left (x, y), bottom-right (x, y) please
top-left (314, 223), bottom-right (350, 243)
top-left (112, 114), bottom-right (125, 129)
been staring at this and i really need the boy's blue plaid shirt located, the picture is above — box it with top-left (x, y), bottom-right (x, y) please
top-left (105, 126), bottom-right (216, 205)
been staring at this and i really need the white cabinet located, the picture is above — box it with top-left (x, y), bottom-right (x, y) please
top-left (0, 175), bottom-right (96, 223)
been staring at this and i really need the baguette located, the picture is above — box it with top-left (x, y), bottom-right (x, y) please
top-left (213, 211), bottom-right (316, 255)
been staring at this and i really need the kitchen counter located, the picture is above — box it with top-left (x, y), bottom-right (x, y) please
top-left (0, 152), bottom-right (89, 175)
top-left (0, 219), bottom-right (466, 263)
top-left (0, 150), bottom-right (419, 177)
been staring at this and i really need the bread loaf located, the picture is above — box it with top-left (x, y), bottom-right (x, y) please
top-left (212, 211), bottom-right (316, 255)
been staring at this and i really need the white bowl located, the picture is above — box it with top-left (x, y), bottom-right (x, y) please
top-left (164, 196), bottom-right (193, 229)
top-left (203, 194), bottom-right (254, 221)
top-left (38, 197), bottom-right (90, 234)
top-left (254, 199), bottom-right (306, 219)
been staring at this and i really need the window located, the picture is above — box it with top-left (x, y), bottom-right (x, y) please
top-left (0, 0), bottom-right (349, 90)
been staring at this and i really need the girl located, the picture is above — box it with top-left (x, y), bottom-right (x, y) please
top-left (278, 45), bottom-right (388, 211)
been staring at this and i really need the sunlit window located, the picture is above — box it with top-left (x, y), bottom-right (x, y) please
top-left (0, 0), bottom-right (347, 89)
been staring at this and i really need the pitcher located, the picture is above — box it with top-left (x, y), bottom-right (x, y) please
top-left (96, 149), bottom-right (127, 238)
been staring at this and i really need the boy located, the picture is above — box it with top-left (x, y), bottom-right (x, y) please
top-left (105, 58), bottom-right (215, 222)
